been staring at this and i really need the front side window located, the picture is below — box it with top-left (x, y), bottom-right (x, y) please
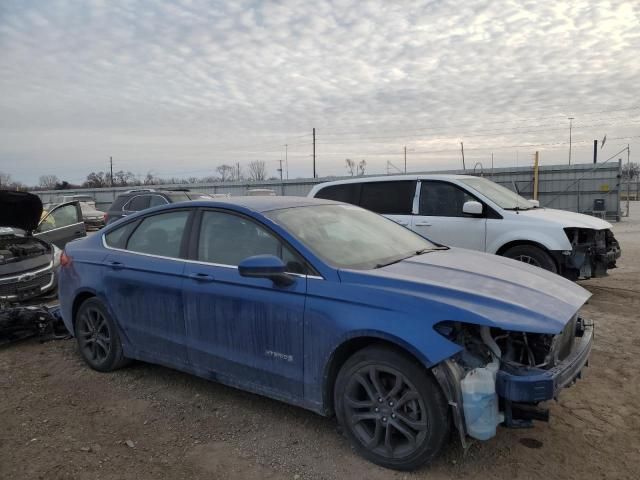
top-left (125, 195), bottom-right (150, 212)
top-left (359, 181), bottom-right (416, 214)
top-left (419, 181), bottom-right (475, 217)
top-left (126, 211), bottom-right (189, 257)
top-left (197, 211), bottom-right (306, 273)
top-left (37, 204), bottom-right (79, 232)
top-left (266, 204), bottom-right (436, 270)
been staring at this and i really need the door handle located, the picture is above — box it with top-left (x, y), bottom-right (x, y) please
top-left (414, 221), bottom-right (432, 227)
top-left (107, 261), bottom-right (124, 270)
top-left (189, 273), bottom-right (215, 282)
top-left (396, 221), bottom-right (409, 226)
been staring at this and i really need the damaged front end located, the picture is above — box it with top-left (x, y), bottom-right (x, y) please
top-left (560, 228), bottom-right (621, 280)
top-left (432, 317), bottom-right (593, 446)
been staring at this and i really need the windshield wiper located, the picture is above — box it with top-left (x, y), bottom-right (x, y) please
top-left (504, 206), bottom-right (531, 211)
top-left (374, 254), bottom-right (414, 269)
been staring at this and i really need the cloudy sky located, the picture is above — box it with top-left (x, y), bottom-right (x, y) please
top-left (1, 0), bottom-right (638, 186)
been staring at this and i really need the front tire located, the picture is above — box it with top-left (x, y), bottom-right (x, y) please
top-left (75, 298), bottom-right (129, 372)
top-left (334, 346), bottom-right (450, 470)
top-left (502, 244), bottom-right (557, 273)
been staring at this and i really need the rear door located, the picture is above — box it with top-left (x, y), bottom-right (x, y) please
top-left (34, 201), bottom-right (86, 248)
top-left (358, 180), bottom-right (416, 227)
top-left (183, 209), bottom-right (307, 398)
top-left (122, 194), bottom-right (151, 217)
top-left (102, 209), bottom-right (193, 367)
top-left (412, 180), bottom-right (487, 250)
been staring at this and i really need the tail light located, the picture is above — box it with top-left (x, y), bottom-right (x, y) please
top-left (60, 251), bottom-right (73, 267)
top-left (103, 212), bottom-right (109, 223)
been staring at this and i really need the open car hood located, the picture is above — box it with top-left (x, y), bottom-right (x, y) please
top-left (0, 190), bottom-right (43, 233)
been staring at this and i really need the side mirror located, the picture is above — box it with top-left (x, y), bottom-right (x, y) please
top-left (238, 255), bottom-right (294, 286)
top-left (528, 199), bottom-right (540, 208)
top-left (462, 200), bottom-right (483, 216)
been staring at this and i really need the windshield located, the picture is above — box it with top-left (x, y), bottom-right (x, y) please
top-left (266, 204), bottom-right (437, 270)
top-left (460, 177), bottom-right (534, 210)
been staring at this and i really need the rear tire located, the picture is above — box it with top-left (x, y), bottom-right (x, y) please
top-left (75, 298), bottom-right (129, 372)
top-left (334, 345), bottom-right (449, 470)
top-left (502, 244), bottom-right (557, 273)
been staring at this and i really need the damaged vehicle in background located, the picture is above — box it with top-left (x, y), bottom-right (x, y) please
top-left (1, 191), bottom-right (85, 343)
top-left (309, 175), bottom-right (622, 280)
top-left (58, 197), bottom-right (593, 470)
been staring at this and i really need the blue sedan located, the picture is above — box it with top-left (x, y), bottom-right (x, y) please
top-left (58, 197), bottom-right (593, 470)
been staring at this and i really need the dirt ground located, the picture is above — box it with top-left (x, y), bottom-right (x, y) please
top-left (2, 205), bottom-right (640, 480)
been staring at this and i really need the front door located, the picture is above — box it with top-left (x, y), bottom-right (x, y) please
top-left (183, 209), bottom-right (307, 398)
top-left (102, 209), bottom-right (192, 367)
top-left (412, 180), bottom-right (487, 250)
top-left (35, 202), bottom-right (86, 248)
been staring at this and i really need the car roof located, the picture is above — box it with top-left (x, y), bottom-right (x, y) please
top-left (310, 173), bottom-right (478, 189)
top-left (187, 195), bottom-right (340, 213)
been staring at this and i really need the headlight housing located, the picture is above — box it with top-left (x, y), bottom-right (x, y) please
top-left (52, 244), bottom-right (62, 267)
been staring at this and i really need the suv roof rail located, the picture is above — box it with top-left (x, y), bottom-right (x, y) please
top-left (159, 188), bottom-right (191, 192)
top-left (124, 188), bottom-right (156, 194)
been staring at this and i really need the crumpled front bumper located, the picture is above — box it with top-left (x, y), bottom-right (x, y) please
top-left (496, 322), bottom-right (593, 402)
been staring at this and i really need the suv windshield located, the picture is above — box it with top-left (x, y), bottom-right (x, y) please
top-left (266, 204), bottom-right (437, 270)
top-left (460, 177), bottom-right (534, 210)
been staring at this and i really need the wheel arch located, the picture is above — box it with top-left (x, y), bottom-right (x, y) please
top-left (71, 290), bottom-right (97, 329)
top-left (321, 333), bottom-right (436, 416)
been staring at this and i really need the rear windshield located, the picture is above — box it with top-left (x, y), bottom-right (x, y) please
top-left (167, 192), bottom-right (190, 202)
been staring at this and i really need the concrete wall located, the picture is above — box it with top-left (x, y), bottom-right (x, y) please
top-left (34, 161), bottom-right (622, 220)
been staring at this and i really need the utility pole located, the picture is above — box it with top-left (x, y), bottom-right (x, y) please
top-left (284, 144), bottom-right (289, 180)
top-left (312, 128), bottom-right (316, 178)
top-left (278, 159), bottom-right (283, 181)
top-left (568, 117), bottom-right (574, 165)
top-left (110, 156), bottom-right (114, 187)
top-left (593, 139), bottom-right (598, 164)
top-left (491, 152), bottom-right (494, 178)
top-left (404, 146), bottom-right (407, 173)
top-left (627, 144), bottom-right (631, 217)
top-left (236, 162), bottom-right (240, 181)
top-left (533, 151), bottom-right (540, 200)
top-left (460, 142), bottom-right (466, 170)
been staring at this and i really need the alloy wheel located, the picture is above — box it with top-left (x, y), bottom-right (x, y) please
top-left (343, 365), bottom-right (428, 459)
top-left (77, 307), bottom-right (111, 365)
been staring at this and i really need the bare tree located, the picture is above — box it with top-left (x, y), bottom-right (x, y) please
top-left (622, 162), bottom-right (640, 181)
top-left (345, 159), bottom-right (356, 176)
top-left (216, 164), bottom-right (236, 182)
top-left (143, 172), bottom-right (160, 185)
top-left (113, 170), bottom-right (135, 186)
top-left (247, 160), bottom-right (267, 181)
top-left (39, 175), bottom-right (59, 189)
top-left (358, 160), bottom-right (367, 176)
top-left (0, 172), bottom-right (12, 188)
top-left (84, 171), bottom-right (109, 188)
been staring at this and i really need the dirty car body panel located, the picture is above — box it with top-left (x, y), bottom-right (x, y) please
top-left (58, 197), bottom-right (594, 459)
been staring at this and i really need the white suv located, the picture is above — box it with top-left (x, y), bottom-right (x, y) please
top-left (308, 174), bottom-right (621, 280)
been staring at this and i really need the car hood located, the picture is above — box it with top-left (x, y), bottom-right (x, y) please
top-left (516, 207), bottom-right (611, 229)
top-left (339, 248), bottom-right (591, 334)
top-left (0, 190), bottom-right (43, 232)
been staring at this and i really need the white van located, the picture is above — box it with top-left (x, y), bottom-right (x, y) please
top-left (308, 174), bottom-right (621, 280)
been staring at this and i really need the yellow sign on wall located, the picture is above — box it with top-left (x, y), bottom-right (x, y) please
top-left (600, 184), bottom-right (610, 192)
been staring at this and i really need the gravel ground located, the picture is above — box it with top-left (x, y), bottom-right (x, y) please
top-left (1, 204), bottom-right (640, 480)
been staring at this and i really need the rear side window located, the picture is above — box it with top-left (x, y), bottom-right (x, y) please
top-left (419, 181), bottom-right (475, 217)
top-left (149, 195), bottom-right (169, 207)
top-left (359, 181), bottom-right (416, 214)
top-left (104, 222), bottom-right (137, 249)
top-left (110, 196), bottom-right (128, 211)
top-left (126, 195), bottom-right (150, 212)
top-left (314, 184), bottom-right (361, 204)
top-left (126, 211), bottom-right (190, 258)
